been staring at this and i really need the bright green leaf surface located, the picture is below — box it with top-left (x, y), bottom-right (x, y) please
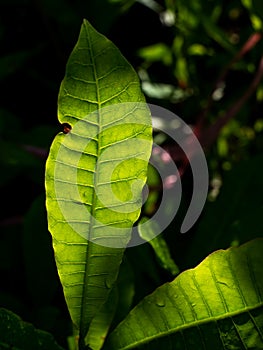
top-left (45, 19), bottom-right (152, 347)
top-left (106, 239), bottom-right (263, 349)
top-left (84, 287), bottom-right (118, 350)
top-left (0, 308), bottom-right (64, 350)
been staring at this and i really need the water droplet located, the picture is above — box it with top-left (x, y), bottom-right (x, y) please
top-left (105, 276), bottom-right (113, 289)
top-left (155, 298), bottom-right (166, 307)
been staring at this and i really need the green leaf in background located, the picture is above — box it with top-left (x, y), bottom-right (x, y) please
top-left (106, 239), bottom-right (263, 349)
top-left (114, 256), bottom-right (135, 326)
top-left (45, 19), bottom-right (152, 348)
top-left (138, 217), bottom-right (179, 277)
top-left (241, 0), bottom-right (263, 30)
top-left (84, 287), bottom-right (118, 350)
top-left (0, 308), bottom-right (64, 350)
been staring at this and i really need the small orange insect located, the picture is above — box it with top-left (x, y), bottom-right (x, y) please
top-left (62, 123), bottom-right (72, 134)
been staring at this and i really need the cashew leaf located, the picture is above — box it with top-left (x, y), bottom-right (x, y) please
top-left (106, 239), bottom-right (263, 349)
top-left (45, 19), bottom-right (152, 347)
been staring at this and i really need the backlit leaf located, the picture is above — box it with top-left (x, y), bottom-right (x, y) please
top-left (106, 239), bottom-right (263, 349)
top-left (45, 19), bottom-right (152, 347)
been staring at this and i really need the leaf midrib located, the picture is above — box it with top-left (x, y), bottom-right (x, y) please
top-left (79, 22), bottom-right (103, 340)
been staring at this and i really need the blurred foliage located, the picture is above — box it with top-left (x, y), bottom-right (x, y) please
top-left (0, 0), bottom-right (262, 348)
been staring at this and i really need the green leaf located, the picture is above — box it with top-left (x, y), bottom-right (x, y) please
top-left (0, 308), bottom-right (64, 350)
top-left (106, 239), bottom-right (263, 349)
top-left (201, 15), bottom-right (236, 53)
top-left (45, 19), bottom-right (152, 347)
top-left (113, 256), bottom-right (135, 326)
top-left (241, 0), bottom-right (263, 30)
top-left (138, 43), bottom-right (173, 66)
top-left (138, 218), bottom-right (179, 276)
top-left (84, 287), bottom-right (118, 350)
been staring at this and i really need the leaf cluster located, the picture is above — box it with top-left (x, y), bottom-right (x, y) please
top-left (0, 1), bottom-right (263, 349)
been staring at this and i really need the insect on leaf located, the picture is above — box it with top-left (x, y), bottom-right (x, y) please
top-left (45, 19), bottom-right (152, 347)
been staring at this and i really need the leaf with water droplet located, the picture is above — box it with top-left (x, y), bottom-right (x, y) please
top-left (155, 299), bottom-right (166, 307)
top-left (106, 239), bottom-right (263, 349)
